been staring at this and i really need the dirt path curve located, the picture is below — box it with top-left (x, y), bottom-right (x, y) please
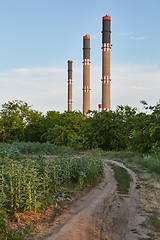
top-left (40, 160), bottom-right (147, 240)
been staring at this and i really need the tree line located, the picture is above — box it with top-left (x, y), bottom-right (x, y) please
top-left (0, 100), bottom-right (160, 153)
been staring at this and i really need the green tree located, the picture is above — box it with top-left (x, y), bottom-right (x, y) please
top-left (24, 110), bottom-right (45, 142)
top-left (96, 110), bottom-right (127, 150)
top-left (40, 110), bottom-right (61, 142)
top-left (81, 109), bottom-right (129, 151)
top-left (127, 101), bottom-right (160, 153)
top-left (46, 111), bottom-right (83, 147)
top-left (0, 100), bottom-right (42, 142)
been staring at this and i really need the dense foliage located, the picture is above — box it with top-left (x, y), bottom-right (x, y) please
top-left (0, 100), bottom-right (159, 239)
top-left (0, 143), bottom-right (103, 213)
top-left (0, 143), bottom-right (103, 239)
top-left (0, 100), bottom-right (160, 153)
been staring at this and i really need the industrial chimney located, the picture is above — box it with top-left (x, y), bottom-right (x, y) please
top-left (67, 60), bottom-right (73, 111)
top-left (83, 35), bottom-right (91, 117)
top-left (101, 15), bottom-right (111, 111)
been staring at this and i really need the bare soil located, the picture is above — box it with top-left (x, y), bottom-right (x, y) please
top-left (36, 159), bottom-right (160, 240)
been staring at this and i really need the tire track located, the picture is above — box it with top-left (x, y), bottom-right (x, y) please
top-left (38, 160), bottom-right (147, 240)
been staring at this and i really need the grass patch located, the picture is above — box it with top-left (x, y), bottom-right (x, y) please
top-left (149, 215), bottom-right (160, 233)
top-left (109, 164), bottom-right (131, 194)
top-left (103, 151), bottom-right (160, 175)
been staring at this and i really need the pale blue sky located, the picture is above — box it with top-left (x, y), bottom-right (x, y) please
top-left (0, 0), bottom-right (160, 113)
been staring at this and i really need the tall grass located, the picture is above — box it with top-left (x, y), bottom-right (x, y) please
top-left (0, 143), bottom-right (104, 213)
top-left (0, 142), bottom-right (75, 157)
top-left (103, 151), bottom-right (160, 174)
top-left (109, 164), bottom-right (131, 194)
top-left (0, 143), bottom-right (104, 239)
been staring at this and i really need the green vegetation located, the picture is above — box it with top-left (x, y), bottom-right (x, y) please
top-left (149, 215), bottom-right (160, 233)
top-left (0, 142), bottom-right (103, 239)
top-left (103, 151), bottom-right (160, 175)
top-left (0, 99), bottom-right (160, 155)
top-left (0, 208), bottom-right (7, 239)
top-left (0, 99), bottom-right (160, 238)
top-left (109, 164), bottom-right (131, 194)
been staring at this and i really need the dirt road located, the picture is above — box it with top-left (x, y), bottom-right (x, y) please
top-left (38, 160), bottom-right (158, 240)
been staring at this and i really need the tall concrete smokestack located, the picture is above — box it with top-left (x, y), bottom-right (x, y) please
top-left (102, 15), bottom-right (111, 111)
top-left (83, 35), bottom-right (91, 117)
top-left (67, 60), bottom-right (73, 111)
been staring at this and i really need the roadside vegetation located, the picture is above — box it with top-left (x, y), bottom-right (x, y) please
top-left (103, 151), bottom-right (160, 175)
top-left (103, 151), bottom-right (160, 239)
top-left (109, 164), bottom-right (131, 194)
top-left (0, 99), bottom-right (160, 239)
top-left (0, 143), bottom-right (103, 239)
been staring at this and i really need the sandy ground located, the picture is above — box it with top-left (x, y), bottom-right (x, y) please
top-left (37, 159), bottom-right (160, 240)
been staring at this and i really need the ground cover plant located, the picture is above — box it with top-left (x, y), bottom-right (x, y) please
top-left (103, 150), bottom-right (160, 175)
top-left (109, 164), bottom-right (131, 194)
top-left (0, 143), bottom-right (104, 239)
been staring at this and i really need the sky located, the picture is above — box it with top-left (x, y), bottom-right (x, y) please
top-left (0, 0), bottom-right (160, 113)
